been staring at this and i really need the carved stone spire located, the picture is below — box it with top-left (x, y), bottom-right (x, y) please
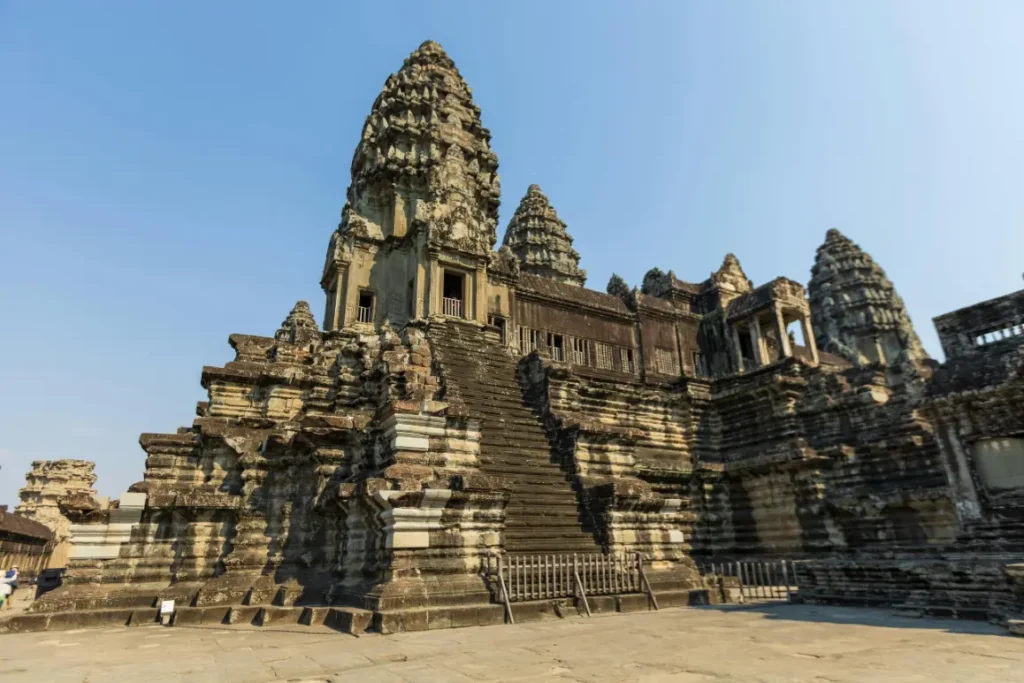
top-left (276, 301), bottom-right (320, 344)
top-left (809, 228), bottom-right (928, 366)
top-left (341, 40), bottom-right (500, 254)
top-left (708, 253), bottom-right (752, 294)
top-left (502, 184), bottom-right (586, 286)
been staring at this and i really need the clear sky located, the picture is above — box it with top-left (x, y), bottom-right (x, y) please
top-left (1, 1), bottom-right (1022, 505)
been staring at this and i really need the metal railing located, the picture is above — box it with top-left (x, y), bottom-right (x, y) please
top-left (443, 297), bottom-right (463, 318)
top-left (701, 559), bottom-right (797, 602)
top-left (487, 552), bottom-right (658, 624)
top-left (357, 305), bottom-right (373, 323)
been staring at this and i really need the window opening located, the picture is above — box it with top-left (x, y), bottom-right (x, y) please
top-left (490, 316), bottom-right (507, 345)
top-left (692, 352), bottom-right (707, 377)
top-left (442, 270), bottom-right (465, 318)
top-left (572, 338), bottom-right (589, 366)
top-left (595, 342), bottom-right (614, 370)
top-left (620, 348), bottom-right (635, 374)
top-left (655, 347), bottom-right (676, 375)
top-left (357, 290), bottom-right (374, 323)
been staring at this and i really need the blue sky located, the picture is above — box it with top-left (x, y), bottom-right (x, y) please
top-left (1, 1), bottom-right (1022, 504)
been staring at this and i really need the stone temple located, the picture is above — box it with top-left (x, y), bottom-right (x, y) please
top-left (6, 41), bottom-right (1023, 635)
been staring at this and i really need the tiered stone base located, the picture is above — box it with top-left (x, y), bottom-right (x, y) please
top-left (796, 552), bottom-right (1024, 633)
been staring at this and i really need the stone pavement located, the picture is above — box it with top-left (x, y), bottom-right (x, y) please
top-left (1, 604), bottom-right (1021, 683)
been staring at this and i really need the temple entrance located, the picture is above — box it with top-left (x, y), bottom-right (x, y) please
top-left (442, 270), bottom-right (465, 318)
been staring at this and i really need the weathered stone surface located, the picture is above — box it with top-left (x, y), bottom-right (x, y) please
top-left (7, 40), bottom-right (1022, 638)
top-left (16, 459), bottom-right (104, 568)
top-left (502, 184), bottom-right (586, 286)
top-left (809, 228), bottom-right (928, 367)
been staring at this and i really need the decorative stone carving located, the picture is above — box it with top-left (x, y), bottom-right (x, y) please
top-left (708, 253), bottom-right (753, 294)
top-left (342, 40), bottom-right (500, 255)
top-left (502, 185), bottom-right (586, 286)
top-left (809, 228), bottom-right (928, 366)
top-left (275, 300), bottom-right (319, 345)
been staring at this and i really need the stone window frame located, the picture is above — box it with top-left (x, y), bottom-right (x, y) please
top-left (654, 346), bottom-right (677, 375)
top-left (692, 351), bottom-right (708, 377)
top-left (571, 337), bottom-right (590, 366)
top-left (970, 436), bottom-right (1024, 494)
top-left (547, 332), bottom-right (566, 362)
top-left (594, 342), bottom-right (614, 370)
top-left (357, 289), bottom-right (376, 324)
top-left (620, 347), bottom-right (636, 374)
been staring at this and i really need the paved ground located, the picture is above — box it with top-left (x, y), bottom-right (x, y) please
top-left (0, 604), bottom-right (1021, 682)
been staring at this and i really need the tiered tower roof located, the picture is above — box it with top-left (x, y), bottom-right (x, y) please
top-left (809, 228), bottom-right (927, 365)
top-left (342, 40), bottom-right (500, 253)
top-left (502, 184), bottom-right (586, 286)
top-left (275, 300), bottom-right (319, 345)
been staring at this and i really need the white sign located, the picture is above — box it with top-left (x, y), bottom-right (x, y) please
top-left (160, 600), bottom-right (175, 615)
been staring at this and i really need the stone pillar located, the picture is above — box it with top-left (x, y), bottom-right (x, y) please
top-left (774, 305), bottom-right (792, 360)
top-left (474, 267), bottom-right (487, 324)
top-left (731, 325), bottom-right (745, 373)
top-left (749, 317), bottom-right (764, 368)
top-left (801, 315), bottom-right (819, 364)
top-left (429, 259), bottom-right (441, 317)
top-left (332, 271), bottom-right (345, 330)
top-left (412, 261), bottom-right (427, 320)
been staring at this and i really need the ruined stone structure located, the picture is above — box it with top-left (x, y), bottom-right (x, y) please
top-left (16, 460), bottom-right (105, 569)
top-left (5, 41), bottom-right (1022, 635)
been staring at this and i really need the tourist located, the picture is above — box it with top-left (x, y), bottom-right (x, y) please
top-left (1, 566), bottom-right (19, 609)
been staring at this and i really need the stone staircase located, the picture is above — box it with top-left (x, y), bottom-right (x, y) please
top-left (428, 321), bottom-right (601, 554)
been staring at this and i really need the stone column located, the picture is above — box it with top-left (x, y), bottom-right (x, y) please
top-left (749, 316), bottom-right (764, 368)
top-left (333, 271), bottom-right (345, 330)
top-left (429, 259), bottom-right (441, 317)
top-left (412, 261), bottom-right (427, 320)
top-left (773, 305), bottom-right (792, 360)
top-left (731, 325), bottom-right (745, 373)
top-left (474, 266), bottom-right (487, 324)
top-left (800, 315), bottom-right (819, 364)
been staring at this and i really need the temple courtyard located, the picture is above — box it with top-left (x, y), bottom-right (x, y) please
top-left (1, 604), bottom-right (1020, 683)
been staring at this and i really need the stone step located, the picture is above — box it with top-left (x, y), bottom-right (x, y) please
top-left (480, 464), bottom-right (572, 479)
top-left (478, 436), bottom-right (552, 449)
top-left (505, 498), bottom-right (585, 510)
top-left (429, 323), bottom-right (602, 555)
top-left (480, 452), bottom-right (557, 464)
top-left (505, 521), bottom-right (592, 532)
top-left (505, 538), bottom-right (601, 552)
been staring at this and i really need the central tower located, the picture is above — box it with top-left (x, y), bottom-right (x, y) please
top-left (321, 41), bottom-right (501, 330)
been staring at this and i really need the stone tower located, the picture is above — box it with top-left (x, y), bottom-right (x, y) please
top-left (502, 184), bottom-right (586, 286)
top-left (321, 40), bottom-right (501, 330)
top-left (16, 460), bottom-right (103, 568)
top-left (274, 300), bottom-right (319, 345)
top-left (809, 228), bottom-right (928, 365)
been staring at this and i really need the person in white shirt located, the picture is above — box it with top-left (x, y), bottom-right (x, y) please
top-left (1, 566), bottom-right (19, 609)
